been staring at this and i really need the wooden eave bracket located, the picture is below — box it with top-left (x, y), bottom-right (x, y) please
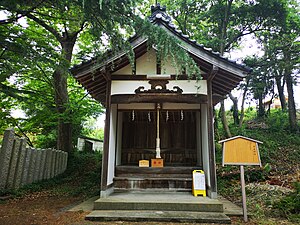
top-left (208, 65), bottom-right (219, 82)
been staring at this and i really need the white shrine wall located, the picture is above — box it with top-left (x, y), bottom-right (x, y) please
top-left (111, 80), bottom-right (207, 96)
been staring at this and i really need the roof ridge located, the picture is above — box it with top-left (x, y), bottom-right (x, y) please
top-left (148, 3), bottom-right (251, 72)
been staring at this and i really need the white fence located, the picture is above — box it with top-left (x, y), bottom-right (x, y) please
top-left (0, 128), bottom-right (68, 190)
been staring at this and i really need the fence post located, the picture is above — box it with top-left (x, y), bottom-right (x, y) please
top-left (39, 150), bottom-right (47, 181)
top-left (33, 150), bottom-right (42, 182)
top-left (21, 147), bottom-right (32, 186)
top-left (50, 149), bottom-right (56, 178)
top-left (0, 128), bottom-right (15, 190)
top-left (14, 138), bottom-right (27, 189)
top-left (64, 152), bottom-right (68, 172)
top-left (59, 151), bottom-right (64, 174)
top-left (45, 149), bottom-right (52, 179)
top-left (27, 148), bottom-right (37, 184)
top-left (6, 137), bottom-right (21, 189)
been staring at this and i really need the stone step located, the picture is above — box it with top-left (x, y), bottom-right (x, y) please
top-left (115, 166), bottom-right (201, 176)
top-left (115, 173), bottom-right (192, 178)
top-left (93, 192), bottom-right (223, 212)
top-left (86, 210), bottom-right (231, 224)
top-left (114, 177), bottom-right (192, 191)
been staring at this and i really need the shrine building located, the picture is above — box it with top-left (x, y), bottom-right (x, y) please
top-left (72, 4), bottom-right (250, 199)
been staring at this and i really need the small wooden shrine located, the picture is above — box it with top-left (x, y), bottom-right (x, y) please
top-left (72, 4), bottom-right (250, 199)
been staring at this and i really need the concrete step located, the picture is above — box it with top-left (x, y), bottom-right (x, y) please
top-left (93, 192), bottom-right (223, 212)
top-left (86, 210), bottom-right (231, 224)
top-left (115, 166), bottom-right (201, 176)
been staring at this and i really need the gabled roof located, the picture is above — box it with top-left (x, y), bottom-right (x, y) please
top-left (219, 135), bottom-right (263, 144)
top-left (71, 4), bottom-right (251, 105)
top-left (148, 4), bottom-right (251, 74)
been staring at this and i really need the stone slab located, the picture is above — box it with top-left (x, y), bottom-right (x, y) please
top-left (50, 149), bottom-right (56, 178)
top-left (21, 148), bottom-right (32, 186)
top-left (94, 191), bottom-right (223, 212)
top-left (68, 196), bottom-right (98, 212)
top-left (44, 149), bottom-right (52, 179)
top-left (86, 210), bottom-right (231, 224)
top-left (27, 148), bottom-right (37, 184)
top-left (63, 152), bottom-right (68, 172)
top-left (219, 196), bottom-right (243, 216)
top-left (0, 128), bottom-right (15, 189)
top-left (57, 151), bottom-right (62, 175)
top-left (6, 138), bottom-right (21, 189)
top-left (14, 138), bottom-right (27, 189)
top-left (33, 150), bottom-right (42, 182)
top-left (39, 150), bottom-right (47, 181)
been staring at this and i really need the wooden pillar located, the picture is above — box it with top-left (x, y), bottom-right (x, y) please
top-left (100, 79), bottom-right (112, 197)
top-left (207, 66), bottom-right (218, 198)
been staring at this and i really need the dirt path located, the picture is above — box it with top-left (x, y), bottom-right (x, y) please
top-left (0, 191), bottom-right (249, 225)
top-left (0, 191), bottom-right (293, 225)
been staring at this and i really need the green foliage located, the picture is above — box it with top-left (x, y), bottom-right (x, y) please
top-left (273, 182), bottom-right (300, 222)
top-left (134, 18), bottom-right (201, 78)
top-left (265, 110), bottom-right (289, 131)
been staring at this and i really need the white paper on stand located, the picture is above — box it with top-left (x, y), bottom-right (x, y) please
top-left (193, 172), bottom-right (205, 190)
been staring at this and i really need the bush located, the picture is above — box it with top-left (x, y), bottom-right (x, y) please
top-left (273, 182), bottom-right (300, 223)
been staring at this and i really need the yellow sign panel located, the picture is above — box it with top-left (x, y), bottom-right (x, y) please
top-left (139, 160), bottom-right (150, 167)
top-left (219, 136), bottom-right (262, 166)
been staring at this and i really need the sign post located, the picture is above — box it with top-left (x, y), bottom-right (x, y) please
top-left (219, 136), bottom-right (263, 222)
top-left (240, 165), bottom-right (247, 222)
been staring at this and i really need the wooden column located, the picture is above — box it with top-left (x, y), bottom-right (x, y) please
top-left (100, 79), bottom-right (111, 194)
top-left (207, 66), bottom-right (218, 198)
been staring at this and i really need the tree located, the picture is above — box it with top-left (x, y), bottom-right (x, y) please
top-left (255, 0), bottom-right (299, 131)
top-left (153, 0), bottom-right (293, 135)
top-left (1, 0), bottom-right (203, 150)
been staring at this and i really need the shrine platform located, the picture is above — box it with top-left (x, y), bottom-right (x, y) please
top-left (114, 166), bottom-right (200, 192)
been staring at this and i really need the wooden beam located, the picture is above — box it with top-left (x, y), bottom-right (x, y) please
top-left (89, 86), bottom-right (106, 95)
top-left (111, 75), bottom-right (148, 80)
top-left (212, 84), bottom-right (230, 96)
top-left (87, 81), bottom-right (107, 92)
top-left (111, 94), bottom-right (207, 104)
top-left (208, 65), bottom-right (218, 81)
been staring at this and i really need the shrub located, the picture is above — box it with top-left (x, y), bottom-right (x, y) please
top-left (273, 182), bottom-right (300, 223)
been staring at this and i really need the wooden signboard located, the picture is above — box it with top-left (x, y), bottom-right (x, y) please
top-left (219, 135), bottom-right (263, 222)
top-left (139, 160), bottom-right (149, 167)
top-left (219, 136), bottom-right (262, 166)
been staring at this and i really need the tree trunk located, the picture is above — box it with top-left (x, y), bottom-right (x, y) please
top-left (283, 50), bottom-right (298, 132)
top-left (54, 35), bottom-right (77, 152)
top-left (275, 73), bottom-right (286, 111)
top-left (213, 107), bottom-right (220, 140)
top-left (239, 79), bottom-right (249, 127)
top-left (257, 94), bottom-right (265, 118)
top-left (217, 1), bottom-right (233, 137)
top-left (286, 72), bottom-right (298, 132)
top-left (229, 92), bottom-right (239, 125)
top-left (220, 100), bottom-right (232, 138)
